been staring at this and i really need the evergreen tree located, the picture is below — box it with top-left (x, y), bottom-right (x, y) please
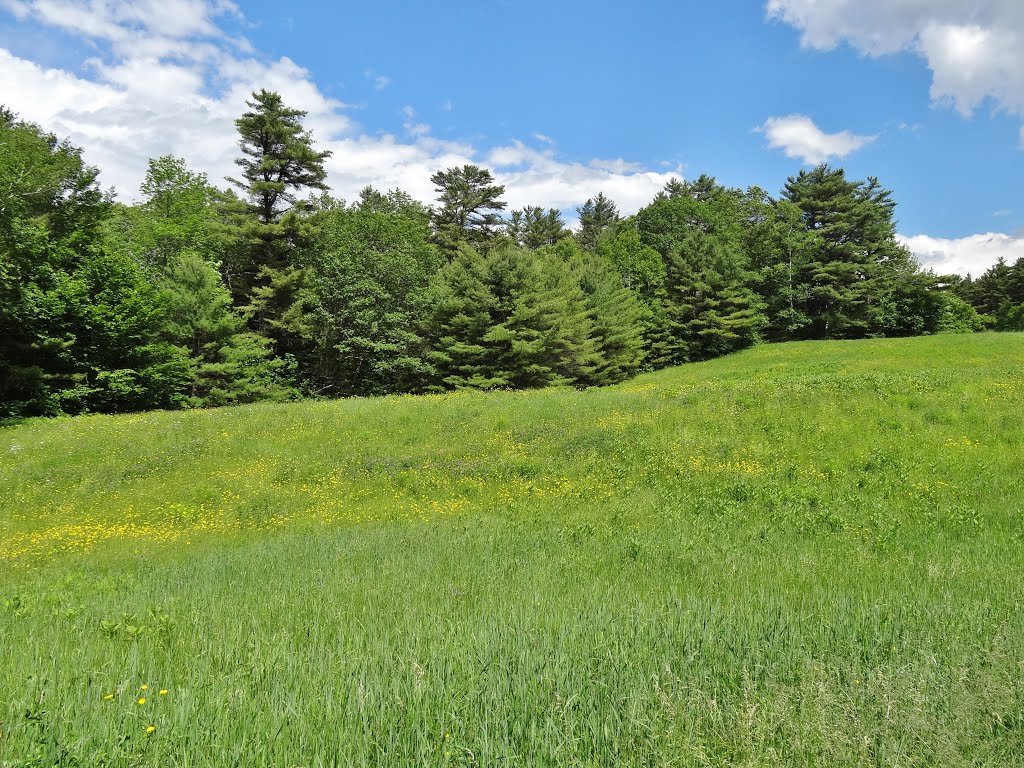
top-left (958, 257), bottom-right (1024, 329)
top-left (419, 247), bottom-right (499, 389)
top-left (421, 245), bottom-right (606, 390)
top-left (744, 196), bottom-right (817, 341)
top-left (650, 232), bottom-right (765, 365)
top-left (429, 165), bottom-right (507, 256)
top-left (507, 206), bottom-right (569, 249)
top-left (576, 192), bottom-right (620, 251)
top-left (230, 90), bottom-right (332, 228)
top-left (781, 165), bottom-right (905, 339)
top-left (634, 188), bottom-right (763, 366)
top-left (227, 90), bottom-right (331, 338)
top-left (157, 252), bottom-right (295, 406)
top-left (549, 239), bottom-right (647, 385)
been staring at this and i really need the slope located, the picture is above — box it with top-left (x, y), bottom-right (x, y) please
top-left (1, 333), bottom-right (1022, 766)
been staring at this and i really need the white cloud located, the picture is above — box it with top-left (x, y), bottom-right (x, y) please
top-left (767, 0), bottom-right (1024, 127)
top-left (758, 114), bottom-right (876, 164)
top-left (0, 0), bottom-right (680, 214)
top-left (899, 232), bottom-right (1024, 276)
top-left (3, 0), bottom-right (241, 45)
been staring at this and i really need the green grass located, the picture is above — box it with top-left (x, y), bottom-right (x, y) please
top-left (2, 333), bottom-right (1023, 767)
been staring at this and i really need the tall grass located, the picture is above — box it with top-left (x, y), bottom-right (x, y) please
top-left (2, 334), bottom-right (1023, 766)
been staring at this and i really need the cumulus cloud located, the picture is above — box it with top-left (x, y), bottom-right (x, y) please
top-left (758, 114), bottom-right (875, 164)
top-left (766, 0), bottom-right (1024, 124)
top-left (0, 0), bottom-right (679, 213)
top-left (899, 233), bottom-right (1024, 277)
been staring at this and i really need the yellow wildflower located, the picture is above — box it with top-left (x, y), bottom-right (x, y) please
top-left (159, 689), bottom-right (168, 695)
top-left (146, 725), bottom-right (156, 734)
top-left (137, 697), bottom-right (146, 705)
top-left (102, 694), bottom-right (114, 701)
top-left (140, 684), bottom-right (148, 691)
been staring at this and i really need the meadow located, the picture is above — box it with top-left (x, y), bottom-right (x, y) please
top-left (1, 333), bottom-right (1023, 767)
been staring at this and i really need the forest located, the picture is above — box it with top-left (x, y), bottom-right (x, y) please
top-left (2, 89), bottom-right (1020, 418)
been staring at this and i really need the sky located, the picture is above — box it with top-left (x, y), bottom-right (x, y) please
top-left (2, 0), bottom-right (1023, 276)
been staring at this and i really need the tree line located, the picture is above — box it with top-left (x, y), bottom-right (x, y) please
top-left (0, 92), bottom-right (1006, 418)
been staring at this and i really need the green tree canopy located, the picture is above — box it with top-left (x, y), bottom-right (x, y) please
top-left (429, 165), bottom-right (507, 256)
top-left (576, 192), bottom-right (620, 251)
top-left (1, 115), bottom-right (188, 416)
top-left (229, 90), bottom-right (332, 226)
top-left (781, 165), bottom-right (907, 339)
top-left (298, 201), bottom-right (443, 396)
top-left (508, 206), bottom-right (569, 249)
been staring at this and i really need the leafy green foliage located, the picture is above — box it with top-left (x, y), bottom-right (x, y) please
top-left (0, 117), bottom-right (188, 416)
top-left (298, 200), bottom-right (443, 396)
top-left (1, 100), bottom-right (1001, 418)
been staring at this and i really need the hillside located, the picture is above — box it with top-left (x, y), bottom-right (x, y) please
top-left (2, 334), bottom-right (1023, 766)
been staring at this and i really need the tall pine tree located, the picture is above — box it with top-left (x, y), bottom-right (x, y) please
top-left (227, 90), bottom-right (332, 341)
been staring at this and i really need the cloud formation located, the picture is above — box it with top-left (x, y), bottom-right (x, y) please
top-left (766, 0), bottom-right (1024, 123)
top-left (758, 114), bottom-right (875, 165)
top-left (0, 0), bottom-right (679, 213)
top-left (899, 233), bottom-right (1024, 277)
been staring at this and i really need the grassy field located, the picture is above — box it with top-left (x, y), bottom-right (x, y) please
top-left (1, 333), bottom-right (1023, 767)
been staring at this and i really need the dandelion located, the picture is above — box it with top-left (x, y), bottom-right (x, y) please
top-left (137, 697), bottom-right (146, 705)
top-left (159, 689), bottom-right (168, 695)
top-left (146, 725), bottom-right (156, 734)
top-left (140, 684), bottom-right (148, 691)
top-left (103, 694), bottom-right (114, 701)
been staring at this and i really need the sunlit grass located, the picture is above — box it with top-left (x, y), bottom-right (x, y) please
top-left (2, 333), bottom-right (1023, 766)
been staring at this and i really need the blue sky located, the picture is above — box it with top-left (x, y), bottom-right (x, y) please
top-left (2, 0), bottom-right (1023, 274)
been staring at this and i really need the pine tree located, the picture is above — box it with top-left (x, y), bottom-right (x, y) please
top-left (230, 90), bottom-right (332, 229)
top-left (633, 187), bottom-right (765, 365)
top-left (781, 165), bottom-right (904, 339)
top-left (227, 90), bottom-right (332, 338)
top-left (419, 247), bottom-right (500, 389)
top-left (555, 240), bottom-right (647, 385)
top-left (576, 192), bottom-right (620, 251)
top-left (429, 165), bottom-right (507, 256)
top-left (157, 252), bottom-right (294, 406)
top-left (507, 206), bottom-right (569, 249)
